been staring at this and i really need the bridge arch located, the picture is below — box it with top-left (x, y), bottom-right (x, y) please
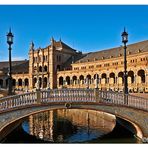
top-left (0, 104), bottom-right (144, 141)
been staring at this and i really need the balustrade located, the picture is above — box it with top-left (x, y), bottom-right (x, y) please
top-left (0, 88), bottom-right (148, 112)
top-left (0, 92), bottom-right (37, 111)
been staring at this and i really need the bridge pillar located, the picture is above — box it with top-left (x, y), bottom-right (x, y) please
top-left (94, 88), bottom-right (101, 103)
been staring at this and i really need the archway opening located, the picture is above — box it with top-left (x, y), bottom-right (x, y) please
top-left (59, 77), bottom-right (63, 86)
top-left (66, 76), bottom-right (70, 85)
top-left (137, 69), bottom-right (145, 83)
top-left (24, 78), bottom-right (29, 86)
top-left (101, 73), bottom-right (107, 84)
top-left (72, 76), bottom-right (77, 84)
top-left (109, 72), bottom-right (115, 84)
top-left (118, 72), bottom-right (124, 84)
top-left (18, 79), bottom-right (22, 86)
top-left (128, 71), bottom-right (134, 84)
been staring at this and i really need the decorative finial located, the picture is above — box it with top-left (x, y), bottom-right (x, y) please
top-left (50, 36), bottom-right (54, 42)
top-left (30, 41), bottom-right (34, 51)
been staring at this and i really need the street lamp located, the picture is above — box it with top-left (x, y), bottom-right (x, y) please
top-left (7, 28), bottom-right (14, 95)
top-left (121, 28), bottom-right (128, 104)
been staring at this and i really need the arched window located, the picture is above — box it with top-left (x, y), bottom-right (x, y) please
top-left (79, 75), bottom-right (84, 81)
top-left (72, 76), bottom-right (77, 84)
top-left (39, 66), bottom-right (42, 72)
top-left (101, 73), bottom-right (107, 84)
top-left (118, 72), bottom-right (124, 84)
top-left (109, 72), bottom-right (115, 84)
top-left (59, 77), bottom-right (63, 86)
top-left (128, 71), bottom-right (134, 84)
top-left (18, 79), bottom-right (22, 86)
top-left (94, 74), bottom-right (99, 79)
top-left (138, 69), bottom-right (145, 83)
top-left (44, 65), bottom-right (47, 72)
top-left (24, 78), bottom-right (29, 86)
top-left (66, 76), bottom-right (70, 85)
top-left (72, 76), bottom-right (77, 81)
top-left (86, 74), bottom-right (91, 84)
top-left (12, 79), bottom-right (16, 86)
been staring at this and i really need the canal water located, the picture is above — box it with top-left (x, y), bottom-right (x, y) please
top-left (2, 109), bottom-right (141, 143)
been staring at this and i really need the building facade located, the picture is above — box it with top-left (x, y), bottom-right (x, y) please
top-left (0, 37), bottom-right (148, 93)
top-left (57, 40), bottom-right (148, 93)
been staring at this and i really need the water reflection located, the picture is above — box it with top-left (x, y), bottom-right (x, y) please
top-left (22, 109), bottom-right (116, 143)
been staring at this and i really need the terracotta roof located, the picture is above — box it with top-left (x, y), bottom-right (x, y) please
top-left (75, 40), bottom-right (148, 63)
top-left (0, 60), bottom-right (28, 70)
top-left (62, 53), bottom-right (87, 70)
top-left (1, 60), bottom-right (29, 74)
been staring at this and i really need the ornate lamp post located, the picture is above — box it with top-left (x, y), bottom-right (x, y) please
top-left (121, 28), bottom-right (128, 104)
top-left (7, 28), bottom-right (14, 95)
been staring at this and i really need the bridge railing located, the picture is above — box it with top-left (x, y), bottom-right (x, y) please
top-left (40, 88), bottom-right (96, 103)
top-left (0, 88), bottom-right (148, 112)
top-left (99, 90), bottom-right (148, 111)
top-left (0, 92), bottom-right (37, 111)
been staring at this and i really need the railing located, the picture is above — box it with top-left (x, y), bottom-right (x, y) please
top-left (0, 92), bottom-right (37, 111)
top-left (99, 90), bottom-right (148, 111)
top-left (0, 88), bottom-right (148, 112)
top-left (40, 88), bottom-right (95, 103)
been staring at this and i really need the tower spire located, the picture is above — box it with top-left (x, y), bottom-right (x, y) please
top-left (30, 41), bottom-right (34, 51)
top-left (50, 36), bottom-right (55, 46)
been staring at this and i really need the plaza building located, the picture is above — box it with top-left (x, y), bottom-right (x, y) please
top-left (0, 37), bottom-right (148, 93)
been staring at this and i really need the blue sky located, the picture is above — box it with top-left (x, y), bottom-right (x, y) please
top-left (0, 5), bottom-right (148, 61)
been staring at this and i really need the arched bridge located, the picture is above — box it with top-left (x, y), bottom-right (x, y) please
top-left (0, 88), bottom-right (148, 142)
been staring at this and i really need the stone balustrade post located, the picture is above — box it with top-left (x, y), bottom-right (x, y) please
top-left (36, 89), bottom-right (41, 104)
top-left (94, 88), bottom-right (100, 103)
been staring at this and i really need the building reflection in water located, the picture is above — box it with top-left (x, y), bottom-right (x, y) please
top-left (27, 109), bottom-right (116, 142)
